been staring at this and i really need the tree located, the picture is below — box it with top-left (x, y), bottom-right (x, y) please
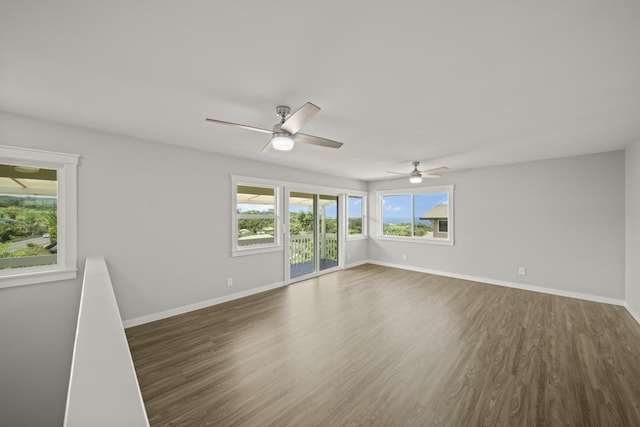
top-left (289, 211), bottom-right (313, 235)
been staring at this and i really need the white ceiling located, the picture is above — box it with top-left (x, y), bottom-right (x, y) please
top-left (1, 1), bottom-right (640, 181)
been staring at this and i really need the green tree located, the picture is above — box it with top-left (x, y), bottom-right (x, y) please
top-left (348, 218), bottom-right (362, 234)
top-left (290, 211), bottom-right (313, 235)
top-left (382, 223), bottom-right (412, 237)
top-left (46, 210), bottom-right (57, 242)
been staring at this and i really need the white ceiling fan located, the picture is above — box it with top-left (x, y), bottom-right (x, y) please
top-left (387, 162), bottom-right (449, 184)
top-left (205, 102), bottom-right (343, 152)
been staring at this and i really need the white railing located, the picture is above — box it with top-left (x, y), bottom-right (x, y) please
top-left (289, 233), bottom-right (338, 266)
top-left (64, 257), bottom-right (149, 427)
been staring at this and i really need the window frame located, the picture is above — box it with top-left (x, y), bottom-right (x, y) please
top-left (438, 219), bottom-right (448, 233)
top-left (0, 145), bottom-right (79, 288)
top-left (377, 184), bottom-right (454, 246)
top-left (346, 193), bottom-right (368, 240)
top-left (231, 176), bottom-right (282, 257)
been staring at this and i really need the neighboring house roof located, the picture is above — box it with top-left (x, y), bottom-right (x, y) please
top-left (419, 204), bottom-right (448, 220)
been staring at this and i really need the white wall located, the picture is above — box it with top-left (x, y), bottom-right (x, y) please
top-left (626, 141), bottom-right (640, 321)
top-left (368, 151), bottom-right (626, 301)
top-left (0, 278), bottom-right (80, 427)
top-left (0, 111), bottom-right (367, 426)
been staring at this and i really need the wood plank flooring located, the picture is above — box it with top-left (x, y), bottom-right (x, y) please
top-left (126, 265), bottom-right (640, 426)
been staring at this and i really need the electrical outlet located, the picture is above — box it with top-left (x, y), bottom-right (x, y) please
top-left (402, 254), bottom-right (408, 261)
top-left (227, 278), bottom-right (233, 287)
top-left (518, 267), bottom-right (526, 276)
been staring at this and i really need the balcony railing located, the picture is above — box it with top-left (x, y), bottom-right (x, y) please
top-left (289, 233), bottom-right (338, 267)
top-left (236, 232), bottom-right (339, 276)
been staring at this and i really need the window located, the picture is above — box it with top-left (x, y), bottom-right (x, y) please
top-left (347, 194), bottom-right (367, 238)
top-left (232, 179), bottom-right (281, 256)
top-left (0, 145), bottom-right (78, 288)
top-left (378, 185), bottom-right (454, 245)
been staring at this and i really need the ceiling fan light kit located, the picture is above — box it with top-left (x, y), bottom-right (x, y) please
top-left (387, 162), bottom-right (449, 184)
top-left (409, 173), bottom-right (423, 184)
top-left (205, 102), bottom-right (343, 152)
top-left (271, 133), bottom-right (295, 151)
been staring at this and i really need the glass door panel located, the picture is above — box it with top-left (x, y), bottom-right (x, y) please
top-left (318, 195), bottom-right (339, 272)
top-left (289, 192), bottom-right (315, 279)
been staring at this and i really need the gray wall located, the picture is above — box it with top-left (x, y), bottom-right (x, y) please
top-left (0, 111), bottom-right (367, 426)
top-left (626, 141), bottom-right (640, 318)
top-left (368, 151), bottom-right (626, 300)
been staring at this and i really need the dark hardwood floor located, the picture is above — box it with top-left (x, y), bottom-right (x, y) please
top-left (126, 264), bottom-right (640, 426)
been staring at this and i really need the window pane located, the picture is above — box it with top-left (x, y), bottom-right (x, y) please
top-left (238, 218), bottom-right (275, 246)
top-left (382, 194), bottom-right (412, 236)
top-left (415, 192), bottom-right (449, 239)
top-left (237, 185), bottom-right (276, 247)
top-left (0, 164), bottom-right (58, 269)
top-left (237, 185), bottom-right (275, 214)
top-left (348, 196), bottom-right (363, 235)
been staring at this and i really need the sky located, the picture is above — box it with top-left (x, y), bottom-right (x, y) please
top-left (382, 192), bottom-right (448, 223)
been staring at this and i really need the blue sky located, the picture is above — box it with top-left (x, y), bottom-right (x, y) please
top-left (382, 192), bottom-right (448, 223)
top-left (348, 196), bottom-right (362, 218)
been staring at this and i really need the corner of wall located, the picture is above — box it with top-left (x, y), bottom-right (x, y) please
top-left (625, 140), bottom-right (640, 325)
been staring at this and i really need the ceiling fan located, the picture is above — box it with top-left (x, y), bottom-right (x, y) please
top-left (205, 102), bottom-right (343, 152)
top-left (387, 162), bottom-right (449, 184)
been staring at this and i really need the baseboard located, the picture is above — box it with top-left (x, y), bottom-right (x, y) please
top-left (366, 260), bottom-right (626, 307)
top-left (123, 262), bottom-right (634, 328)
top-left (123, 281), bottom-right (285, 328)
top-left (624, 303), bottom-right (640, 326)
top-left (344, 260), bottom-right (369, 269)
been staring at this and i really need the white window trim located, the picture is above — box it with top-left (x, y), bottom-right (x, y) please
top-left (376, 184), bottom-right (455, 246)
top-left (0, 145), bottom-right (79, 289)
top-left (346, 192), bottom-right (368, 241)
top-left (231, 176), bottom-right (282, 257)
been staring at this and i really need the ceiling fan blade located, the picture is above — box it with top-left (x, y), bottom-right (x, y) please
top-left (423, 174), bottom-right (442, 178)
top-left (280, 102), bottom-right (320, 134)
top-left (205, 118), bottom-right (273, 135)
top-left (421, 166), bottom-right (449, 175)
top-left (262, 141), bottom-right (273, 152)
top-left (294, 133), bottom-right (343, 149)
top-left (389, 175), bottom-right (410, 181)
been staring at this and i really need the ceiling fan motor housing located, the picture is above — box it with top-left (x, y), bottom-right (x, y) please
top-left (276, 105), bottom-right (291, 121)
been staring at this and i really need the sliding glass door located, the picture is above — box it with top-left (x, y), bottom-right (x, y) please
top-left (287, 191), bottom-right (340, 281)
top-left (318, 195), bottom-right (339, 272)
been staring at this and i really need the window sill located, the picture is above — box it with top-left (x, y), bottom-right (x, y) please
top-left (0, 267), bottom-right (78, 289)
top-left (232, 245), bottom-right (283, 257)
top-left (346, 235), bottom-right (368, 241)
top-left (375, 236), bottom-right (454, 246)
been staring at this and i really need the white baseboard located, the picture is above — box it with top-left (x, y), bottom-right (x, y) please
top-left (123, 281), bottom-right (285, 328)
top-left (366, 260), bottom-right (626, 307)
top-left (624, 303), bottom-right (640, 326)
top-left (123, 262), bottom-right (636, 329)
top-left (344, 260), bottom-right (369, 269)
